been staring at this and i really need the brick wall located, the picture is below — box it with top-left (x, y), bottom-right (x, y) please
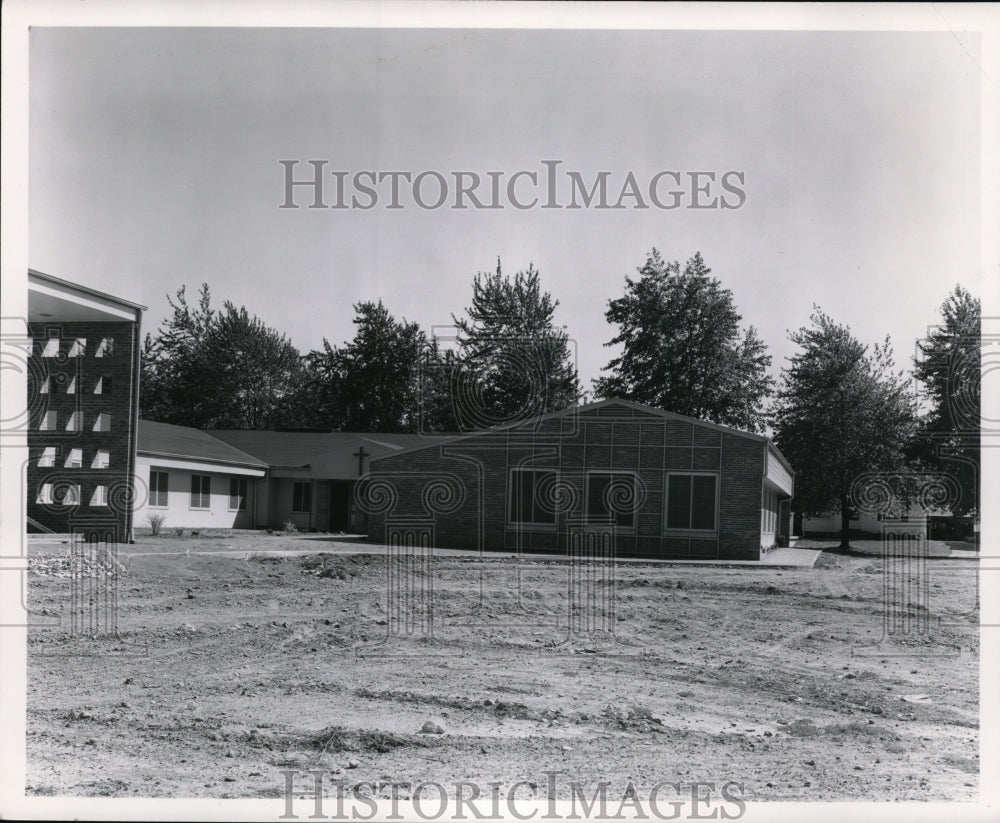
top-left (366, 408), bottom-right (766, 561)
top-left (26, 321), bottom-right (139, 541)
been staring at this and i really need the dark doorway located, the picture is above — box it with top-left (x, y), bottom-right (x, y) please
top-left (330, 480), bottom-right (352, 532)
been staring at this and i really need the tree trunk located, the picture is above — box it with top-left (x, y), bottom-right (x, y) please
top-left (839, 495), bottom-right (851, 550)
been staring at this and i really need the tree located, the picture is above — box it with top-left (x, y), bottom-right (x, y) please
top-left (912, 285), bottom-right (981, 517)
top-left (141, 284), bottom-right (305, 429)
top-left (201, 303), bottom-right (304, 429)
top-left (594, 249), bottom-right (773, 432)
top-left (452, 260), bottom-right (580, 429)
top-left (298, 301), bottom-right (428, 432)
top-left (772, 309), bottom-right (917, 549)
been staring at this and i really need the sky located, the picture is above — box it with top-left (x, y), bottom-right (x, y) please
top-left (28, 26), bottom-right (984, 392)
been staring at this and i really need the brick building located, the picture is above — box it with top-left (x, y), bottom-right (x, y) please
top-left (26, 270), bottom-right (144, 541)
top-left (363, 399), bottom-right (794, 561)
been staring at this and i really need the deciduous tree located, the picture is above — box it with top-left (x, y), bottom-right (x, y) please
top-left (772, 309), bottom-right (917, 548)
top-left (142, 285), bottom-right (305, 429)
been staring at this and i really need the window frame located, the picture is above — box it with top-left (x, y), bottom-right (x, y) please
top-left (584, 470), bottom-right (639, 530)
top-left (664, 471), bottom-right (720, 535)
top-left (292, 481), bottom-right (312, 514)
top-left (36, 483), bottom-right (53, 504)
top-left (507, 467), bottom-right (559, 529)
top-left (189, 474), bottom-right (211, 510)
top-left (149, 470), bottom-right (169, 508)
top-left (229, 477), bottom-right (248, 512)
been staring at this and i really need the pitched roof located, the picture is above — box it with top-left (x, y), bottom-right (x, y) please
top-left (368, 398), bottom-right (794, 472)
top-left (138, 420), bottom-right (269, 468)
top-left (206, 430), bottom-right (451, 468)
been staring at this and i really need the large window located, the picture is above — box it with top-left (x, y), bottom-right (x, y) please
top-left (666, 473), bottom-right (718, 532)
top-left (230, 477), bottom-right (248, 511)
top-left (149, 470), bottom-right (169, 508)
top-left (508, 468), bottom-right (557, 526)
top-left (586, 472), bottom-right (637, 528)
top-left (292, 482), bottom-right (312, 513)
top-left (190, 474), bottom-right (211, 509)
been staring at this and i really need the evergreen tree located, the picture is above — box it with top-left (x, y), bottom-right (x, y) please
top-left (773, 309), bottom-right (917, 548)
top-left (594, 249), bottom-right (772, 432)
top-left (912, 285), bottom-right (980, 517)
top-left (452, 260), bottom-right (580, 429)
top-left (299, 301), bottom-right (428, 432)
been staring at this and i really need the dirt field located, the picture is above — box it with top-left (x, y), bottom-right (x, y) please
top-left (25, 533), bottom-right (979, 803)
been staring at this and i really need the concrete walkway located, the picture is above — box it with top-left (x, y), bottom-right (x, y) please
top-left (107, 542), bottom-right (823, 568)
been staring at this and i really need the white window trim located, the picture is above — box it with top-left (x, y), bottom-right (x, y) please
top-left (189, 474), bottom-right (212, 510)
top-left (506, 467), bottom-right (559, 530)
top-left (664, 471), bottom-right (721, 536)
top-left (229, 477), bottom-right (248, 512)
top-left (149, 470), bottom-right (169, 509)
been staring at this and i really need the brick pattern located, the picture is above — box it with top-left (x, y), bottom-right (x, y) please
top-left (26, 321), bottom-right (139, 541)
top-left (367, 408), bottom-right (767, 560)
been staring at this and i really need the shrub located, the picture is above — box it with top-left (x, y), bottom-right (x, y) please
top-left (174, 527), bottom-right (185, 537)
top-left (283, 520), bottom-right (298, 533)
top-left (147, 513), bottom-right (166, 536)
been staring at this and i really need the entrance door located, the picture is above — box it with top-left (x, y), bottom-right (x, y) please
top-left (330, 480), bottom-right (352, 532)
top-left (315, 481), bottom-right (331, 531)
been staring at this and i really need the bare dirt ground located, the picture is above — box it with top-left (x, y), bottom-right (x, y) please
top-left (25, 532), bottom-right (979, 803)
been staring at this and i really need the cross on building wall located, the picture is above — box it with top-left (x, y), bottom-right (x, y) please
top-left (354, 445), bottom-right (369, 475)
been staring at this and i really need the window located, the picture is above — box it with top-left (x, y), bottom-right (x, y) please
top-left (586, 472), bottom-right (637, 528)
top-left (68, 338), bottom-right (86, 357)
top-left (94, 375), bottom-right (111, 395)
top-left (66, 411), bottom-right (82, 432)
top-left (292, 482), bottom-right (312, 513)
top-left (95, 337), bottom-right (113, 357)
top-left (229, 477), bottom-right (248, 511)
top-left (36, 483), bottom-right (53, 504)
top-left (92, 449), bottom-right (110, 469)
top-left (66, 376), bottom-right (76, 394)
top-left (60, 484), bottom-right (80, 505)
top-left (90, 485), bottom-right (107, 507)
top-left (508, 468), bottom-right (557, 526)
top-left (65, 448), bottom-right (83, 468)
top-left (149, 470), bottom-right (168, 508)
top-left (38, 446), bottom-right (57, 467)
top-left (666, 473), bottom-right (718, 532)
top-left (41, 338), bottom-right (60, 358)
top-left (190, 474), bottom-right (211, 509)
top-left (93, 413), bottom-right (111, 432)
top-left (39, 411), bottom-right (56, 431)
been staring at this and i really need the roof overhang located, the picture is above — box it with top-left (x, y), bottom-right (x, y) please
top-left (28, 270), bottom-right (145, 323)
top-left (137, 452), bottom-right (267, 477)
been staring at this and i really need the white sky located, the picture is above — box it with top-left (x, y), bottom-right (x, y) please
top-left (29, 27), bottom-right (983, 390)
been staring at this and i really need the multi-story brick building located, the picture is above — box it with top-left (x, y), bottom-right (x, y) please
top-left (26, 270), bottom-right (144, 542)
top-left (363, 399), bottom-right (795, 561)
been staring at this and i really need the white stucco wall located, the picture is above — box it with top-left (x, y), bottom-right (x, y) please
top-left (133, 453), bottom-right (265, 531)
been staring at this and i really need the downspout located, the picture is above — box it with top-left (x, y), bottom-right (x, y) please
top-left (126, 311), bottom-right (143, 543)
